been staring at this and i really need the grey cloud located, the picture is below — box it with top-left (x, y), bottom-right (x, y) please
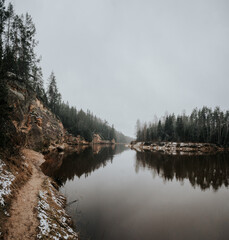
top-left (11, 0), bottom-right (229, 137)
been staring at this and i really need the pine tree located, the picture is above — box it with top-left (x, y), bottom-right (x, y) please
top-left (136, 119), bottom-right (141, 141)
top-left (0, 0), bottom-right (7, 74)
top-left (110, 124), bottom-right (115, 140)
top-left (157, 120), bottom-right (163, 141)
top-left (47, 72), bottom-right (61, 114)
top-left (176, 116), bottom-right (184, 141)
top-left (17, 13), bottom-right (37, 80)
top-left (2, 3), bottom-right (14, 73)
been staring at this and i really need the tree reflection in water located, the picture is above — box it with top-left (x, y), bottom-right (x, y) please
top-left (135, 151), bottom-right (229, 191)
top-left (41, 144), bottom-right (127, 185)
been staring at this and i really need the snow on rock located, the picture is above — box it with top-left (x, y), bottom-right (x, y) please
top-left (37, 180), bottom-right (78, 240)
top-left (0, 158), bottom-right (15, 207)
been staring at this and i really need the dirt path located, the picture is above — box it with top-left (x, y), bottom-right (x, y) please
top-left (5, 149), bottom-right (47, 240)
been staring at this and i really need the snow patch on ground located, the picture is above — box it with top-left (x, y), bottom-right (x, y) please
top-left (0, 158), bottom-right (15, 207)
top-left (37, 180), bottom-right (78, 240)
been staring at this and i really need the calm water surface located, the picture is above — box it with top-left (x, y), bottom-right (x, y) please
top-left (43, 145), bottom-right (229, 240)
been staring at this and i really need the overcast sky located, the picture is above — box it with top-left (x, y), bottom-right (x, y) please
top-left (10, 0), bottom-right (229, 137)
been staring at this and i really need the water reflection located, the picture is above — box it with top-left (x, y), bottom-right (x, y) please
top-left (135, 151), bottom-right (229, 191)
top-left (42, 147), bottom-right (229, 240)
top-left (41, 144), bottom-right (127, 185)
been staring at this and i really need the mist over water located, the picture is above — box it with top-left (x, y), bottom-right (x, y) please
top-left (43, 146), bottom-right (229, 240)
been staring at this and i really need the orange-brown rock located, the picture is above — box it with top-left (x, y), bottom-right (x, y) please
top-left (93, 134), bottom-right (102, 144)
top-left (5, 78), bottom-right (65, 151)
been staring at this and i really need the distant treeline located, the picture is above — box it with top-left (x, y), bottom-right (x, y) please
top-left (45, 73), bottom-right (132, 142)
top-left (136, 107), bottom-right (229, 146)
top-left (0, 1), bottom-right (131, 144)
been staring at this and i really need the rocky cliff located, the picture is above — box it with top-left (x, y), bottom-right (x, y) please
top-left (2, 76), bottom-right (117, 152)
top-left (4, 77), bottom-right (65, 151)
top-left (92, 133), bottom-right (115, 144)
top-left (0, 77), bottom-right (78, 239)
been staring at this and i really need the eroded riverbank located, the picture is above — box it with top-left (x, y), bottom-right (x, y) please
top-left (0, 149), bottom-right (78, 240)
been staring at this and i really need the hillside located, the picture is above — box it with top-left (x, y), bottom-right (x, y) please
top-left (0, 1), bottom-right (131, 238)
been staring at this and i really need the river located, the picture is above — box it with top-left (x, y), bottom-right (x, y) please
top-left (42, 145), bottom-right (229, 240)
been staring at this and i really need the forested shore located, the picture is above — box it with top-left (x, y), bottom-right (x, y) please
top-left (0, 1), bottom-right (130, 238)
top-left (0, 0), bottom-right (131, 146)
top-left (136, 107), bottom-right (229, 147)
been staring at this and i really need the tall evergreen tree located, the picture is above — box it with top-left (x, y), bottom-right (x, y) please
top-left (47, 72), bottom-right (61, 114)
top-left (17, 13), bottom-right (37, 80)
top-left (136, 119), bottom-right (141, 141)
top-left (0, 0), bottom-right (7, 74)
top-left (2, 2), bottom-right (14, 73)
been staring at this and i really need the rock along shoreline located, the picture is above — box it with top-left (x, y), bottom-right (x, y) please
top-left (128, 141), bottom-right (229, 155)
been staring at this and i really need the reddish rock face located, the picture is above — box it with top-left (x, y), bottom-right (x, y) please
top-left (6, 79), bottom-right (65, 151)
top-left (92, 134), bottom-right (115, 145)
top-left (4, 78), bottom-right (116, 151)
top-left (93, 134), bottom-right (102, 144)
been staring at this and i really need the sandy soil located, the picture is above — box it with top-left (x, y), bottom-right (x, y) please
top-left (4, 149), bottom-right (47, 240)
